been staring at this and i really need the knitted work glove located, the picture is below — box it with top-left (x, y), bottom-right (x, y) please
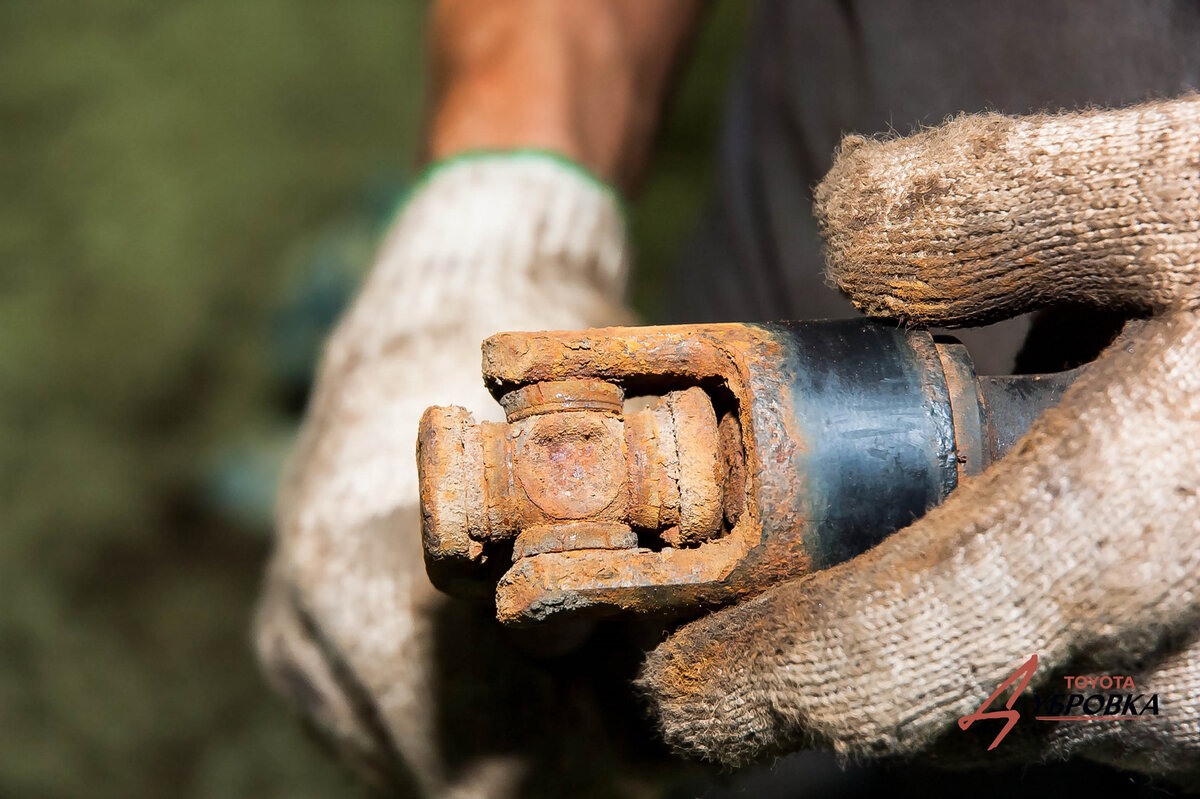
top-left (254, 154), bottom-right (673, 797)
top-left (640, 96), bottom-right (1200, 785)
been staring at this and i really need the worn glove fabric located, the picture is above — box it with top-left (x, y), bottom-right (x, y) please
top-left (254, 153), bottom-right (661, 797)
top-left (640, 96), bottom-right (1200, 784)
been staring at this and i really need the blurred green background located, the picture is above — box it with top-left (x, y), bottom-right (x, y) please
top-left (0, 2), bottom-right (747, 796)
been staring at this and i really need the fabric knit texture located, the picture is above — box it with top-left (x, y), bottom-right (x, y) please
top-left (816, 96), bottom-right (1200, 324)
top-left (640, 95), bottom-right (1200, 785)
top-left (253, 154), bottom-right (672, 798)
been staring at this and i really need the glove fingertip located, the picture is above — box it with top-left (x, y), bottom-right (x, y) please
top-left (638, 590), bottom-right (808, 768)
top-left (815, 115), bottom-right (1030, 327)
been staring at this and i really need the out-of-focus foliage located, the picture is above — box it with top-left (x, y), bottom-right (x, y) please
top-left (0, 2), bottom-right (422, 795)
top-left (0, 0), bottom-right (747, 796)
top-left (632, 2), bottom-right (751, 317)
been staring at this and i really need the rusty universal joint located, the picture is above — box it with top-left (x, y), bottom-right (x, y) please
top-left (418, 320), bottom-right (1081, 624)
top-left (419, 380), bottom-right (732, 573)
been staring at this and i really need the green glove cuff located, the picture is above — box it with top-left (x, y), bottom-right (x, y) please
top-left (397, 149), bottom-right (626, 223)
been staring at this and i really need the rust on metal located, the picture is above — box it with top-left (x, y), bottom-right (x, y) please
top-left (935, 340), bottom-right (986, 481)
top-left (418, 323), bottom-right (794, 622)
top-left (417, 320), bottom-right (1082, 624)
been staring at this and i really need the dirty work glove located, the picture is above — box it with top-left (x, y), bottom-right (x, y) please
top-left (641, 96), bottom-right (1200, 784)
top-left (254, 153), bottom-right (671, 797)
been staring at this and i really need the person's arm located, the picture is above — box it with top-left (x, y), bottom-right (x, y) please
top-left (426, 0), bottom-right (703, 190)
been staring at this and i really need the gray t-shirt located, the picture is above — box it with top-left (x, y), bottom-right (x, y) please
top-left (667, 0), bottom-right (1200, 371)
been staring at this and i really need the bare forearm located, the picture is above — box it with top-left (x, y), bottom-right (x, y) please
top-left (425, 0), bottom-right (703, 191)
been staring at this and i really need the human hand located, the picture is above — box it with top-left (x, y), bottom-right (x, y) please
top-left (640, 96), bottom-right (1200, 786)
top-left (254, 153), bottom-right (679, 797)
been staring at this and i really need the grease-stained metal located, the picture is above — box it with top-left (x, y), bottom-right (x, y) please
top-left (417, 320), bottom-right (1081, 624)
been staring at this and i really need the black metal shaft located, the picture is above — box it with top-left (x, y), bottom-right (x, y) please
top-left (768, 320), bottom-right (1080, 570)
